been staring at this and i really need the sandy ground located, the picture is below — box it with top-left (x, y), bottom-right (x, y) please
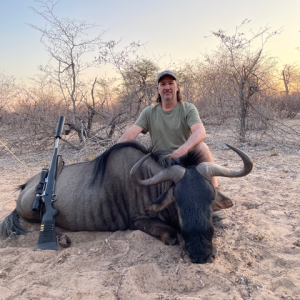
top-left (0, 127), bottom-right (300, 300)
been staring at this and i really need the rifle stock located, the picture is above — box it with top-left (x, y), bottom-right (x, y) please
top-left (37, 116), bottom-right (65, 250)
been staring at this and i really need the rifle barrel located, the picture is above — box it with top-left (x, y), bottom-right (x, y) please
top-left (55, 116), bottom-right (65, 139)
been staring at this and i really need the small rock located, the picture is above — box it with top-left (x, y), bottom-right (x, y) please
top-left (0, 271), bottom-right (6, 278)
top-left (90, 248), bottom-right (99, 253)
top-left (57, 258), bottom-right (63, 264)
top-left (255, 254), bottom-right (263, 260)
top-left (198, 280), bottom-right (205, 288)
top-left (293, 241), bottom-right (300, 247)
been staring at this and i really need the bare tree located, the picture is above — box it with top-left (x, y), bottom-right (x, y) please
top-left (117, 58), bottom-right (158, 118)
top-left (16, 75), bottom-right (65, 133)
top-left (0, 71), bottom-right (16, 124)
top-left (28, 0), bottom-right (105, 145)
top-left (208, 20), bottom-right (281, 141)
top-left (282, 63), bottom-right (300, 95)
top-left (96, 43), bottom-right (159, 136)
top-left (182, 58), bottom-right (237, 123)
top-left (26, 0), bottom-right (148, 149)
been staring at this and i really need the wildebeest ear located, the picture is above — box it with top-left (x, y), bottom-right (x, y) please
top-left (212, 189), bottom-right (233, 209)
top-left (146, 186), bottom-right (175, 212)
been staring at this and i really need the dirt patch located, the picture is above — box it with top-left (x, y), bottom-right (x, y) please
top-left (1, 127), bottom-right (300, 300)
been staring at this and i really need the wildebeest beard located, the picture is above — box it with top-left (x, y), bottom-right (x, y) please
top-left (172, 167), bottom-right (215, 263)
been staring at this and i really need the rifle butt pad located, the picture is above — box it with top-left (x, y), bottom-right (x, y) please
top-left (37, 219), bottom-right (58, 250)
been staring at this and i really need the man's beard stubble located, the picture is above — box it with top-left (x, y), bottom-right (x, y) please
top-left (161, 90), bottom-right (174, 102)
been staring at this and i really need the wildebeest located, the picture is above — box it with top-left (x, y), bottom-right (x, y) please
top-left (0, 142), bottom-right (253, 263)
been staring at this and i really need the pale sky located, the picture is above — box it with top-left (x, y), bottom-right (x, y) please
top-left (0, 0), bottom-right (299, 81)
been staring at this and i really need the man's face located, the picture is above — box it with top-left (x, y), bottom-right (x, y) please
top-left (157, 75), bottom-right (179, 102)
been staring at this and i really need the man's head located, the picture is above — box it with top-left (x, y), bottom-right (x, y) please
top-left (156, 70), bottom-right (183, 103)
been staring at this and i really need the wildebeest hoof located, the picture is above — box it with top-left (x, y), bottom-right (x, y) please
top-left (219, 199), bottom-right (233, 209)
top-left (165, 236), bottom-right (178, 245)
top-left (161, 231), bottom-right (178, 245)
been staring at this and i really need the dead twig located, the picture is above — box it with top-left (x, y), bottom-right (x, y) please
top-left (242, 203), bottom-right (264, 209)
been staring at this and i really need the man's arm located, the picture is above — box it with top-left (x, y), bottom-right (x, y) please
top-left (117, 125), bottom-right (143, 143)
top-left (166, 123), bottom-right (207, 158)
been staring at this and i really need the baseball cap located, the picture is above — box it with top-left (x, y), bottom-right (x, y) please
top-left (157, 70), bottom-right (177, 84)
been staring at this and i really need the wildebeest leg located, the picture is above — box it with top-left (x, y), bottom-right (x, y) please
top-left (133, 218), bottom-right (178, 245)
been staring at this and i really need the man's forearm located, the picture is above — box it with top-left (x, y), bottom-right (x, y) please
top-left (166, 127), bottom-right (207, 159)
top-left (117, 131), bottom-right (134, 143)
top-left (179, 129), bottom-right (207, 152)
top-left (117, 125), bottom-right (143, 143)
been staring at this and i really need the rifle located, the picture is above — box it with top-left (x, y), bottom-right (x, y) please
top-left (35, 116), bottom-right (65, 250)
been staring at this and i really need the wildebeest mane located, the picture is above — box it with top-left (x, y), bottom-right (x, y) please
top-left (92, 141), bottom-right (205, 185)
top-left (153, 149), bottom-right (204, 169)
top-left (92, 141), bottom-right (149, 184)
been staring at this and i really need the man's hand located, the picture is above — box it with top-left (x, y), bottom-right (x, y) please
top-left (165, 146), bottom-right (188, 159)
top-left (165, 123), bottom-right (207, 159)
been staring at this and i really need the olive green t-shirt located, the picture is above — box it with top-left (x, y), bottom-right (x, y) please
top-left (134, 102), bottom-right (202, 152)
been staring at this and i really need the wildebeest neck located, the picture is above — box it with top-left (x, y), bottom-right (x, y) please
top-left (92, 141), bottom-right (149, 185)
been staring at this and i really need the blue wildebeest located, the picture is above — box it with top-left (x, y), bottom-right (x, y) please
top-left (0, 142), bottom-right (252, 263)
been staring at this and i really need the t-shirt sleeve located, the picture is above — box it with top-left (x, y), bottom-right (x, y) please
top-left (186, 104), bottom-right (202, 128)
top-left (134, 107), bottom-right (149, 134)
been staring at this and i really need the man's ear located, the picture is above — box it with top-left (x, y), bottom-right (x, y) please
top-left (147, 186), bottom-right (175, 212)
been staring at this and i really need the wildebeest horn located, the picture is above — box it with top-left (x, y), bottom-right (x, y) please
top-left (130, 153), bottom-right (186, 187)
top-left (196, 144), bottom-right (253, 179)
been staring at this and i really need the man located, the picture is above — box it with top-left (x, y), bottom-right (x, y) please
top-left (118, 70), bottom-right (218, 188)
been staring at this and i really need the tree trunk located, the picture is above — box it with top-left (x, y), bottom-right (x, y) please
top-left (239, 84), bottom-right (247, 142)
top-left (108, 123), bottom-right (115, 139)
top-left (87, 109), bottom-right (95, 138)
top-left (282, 70), bottom-right (289, 96)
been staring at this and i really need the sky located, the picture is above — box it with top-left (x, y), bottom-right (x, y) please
top-left (0, 0), bottom-right (299, 82)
